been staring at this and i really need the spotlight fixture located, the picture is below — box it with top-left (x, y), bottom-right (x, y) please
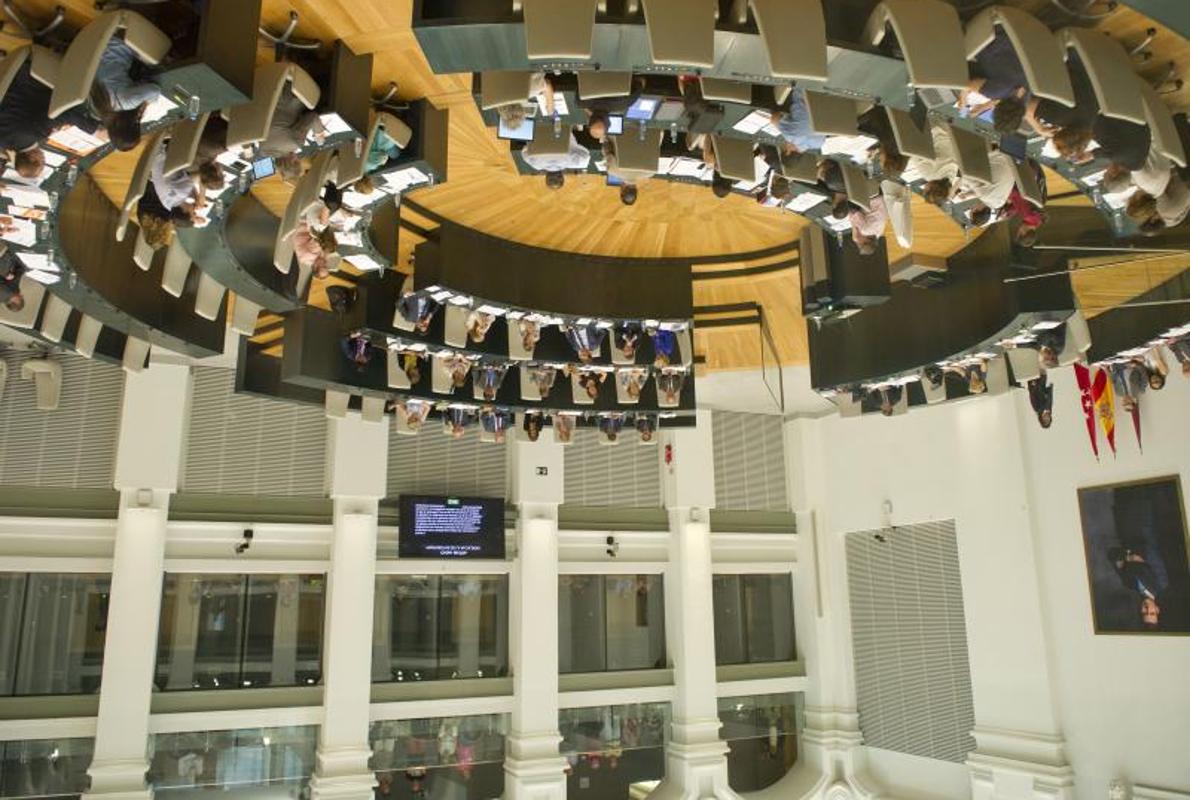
top-left (605, 535), bottom-right (620, 558)
top-left (234, 528), bottom-right (254, 555)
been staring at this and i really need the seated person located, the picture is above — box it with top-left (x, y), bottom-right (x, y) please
top-left (1021, 325), bottom-right (1067, 369)
top-left (656, 367), bottom-right (686, 405)
top-left (598, 412), bottom-right (625, 443)
top-left (1125, 174), bottom-right (1190, 234)
top-left (614, 323), bottom-right (641, 360)
top-left (617, 367), bottom-right (649, 400)
top-left (563, 322), bottom-right (606, 362)
top-left (1101, 150), bottom-right (1174, 200)
top-left (997, 186), bottom-right (1047, 247)
top-left (340, 331), bottom-right (374, 371)
top-left (604, 139), bottom-right (654, 206)
top-left (955, 149), bottom-right (1017, 223)
top-left (871, 384), bottom-right (903, 417)
top-left (443, 405), bottom-right (476, 439)
top-left (259, 81), bottom-right (326, 158)
top-left (480, 406), bottom-right (514, 443)
top-left (517, 319), bottom-right (541, 352)
top-left (0, 245), bottom-right (26, 312)
top-left (529, 364), bottom-right (558, 398)
top-left (399, 349), bottom-right (425, 385)
top-left (1111, 360), bottom-right (1150, 412)
top-left (0, 63), bottom-right (104, 177)
top-left (856, 106), bottom-right (909, 177)
top-left (520, 130), bottom-right (591, 189)
top-left (568, 365), bottom-right (607, 400)
top-left (366, 127), bottom-right (405, 173)
top-left (946, 361), bottom-right (988, 394)
top-left (522, 410), bottom-right (546, 442)
top-left (769, 87), bottom-right (826, 155)
top-left (444, 353), bottom-right (474, 390)
top-left (473, 362), bottom-right (509, 401)
top-left (1028, 373), bottom-right (1053, 429)
top-left (395, 398), bottom-right (432, 431)
top-left (635, 413), bottom-right (658, 443)
top-left (292, 221), bottom-right (337, 280)
top-left (554, 412), bottom-right (576, 443)
top-left (136, 181), bottom-right (195, 250)
top-left (650, 327), bottom-right (678, 367)
top-left (89, 36), bottom-right (162, 150)
top-left (960, 27), bottom-right (1030, 134)
top-left (577, 75), bottom-right (645, 144)
top-left (849, 194), bottom-right (888, 256)
top-left (305, 183), bottom-right (356, 233)
top-left (466, 310), bottom-right (496, 344)
top-left (494, 72), bottom-right (555, 132)
top-left (397, 292), bottom-right (439, 333)
top-left (913, 123), bottom-right (962, 208)
top-left (149, 147), bottom-right (223, 220)
top-left (1142, 346), bottom-right (1168, 389)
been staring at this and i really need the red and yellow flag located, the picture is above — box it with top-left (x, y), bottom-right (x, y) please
top-left (1073, 364), bottom-right (1098, 460)
top-left (1091, 367), bottom-right (1116, 457)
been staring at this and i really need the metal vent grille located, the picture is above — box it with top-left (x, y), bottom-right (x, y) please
top-left (0, 350), bottom-right (122, 489)
top-left (183, 367), bottom-right (328, 497)
top-left (845, 520), bottom-right (976, 763)
top-left (563, 428), bottom-right (662, 508)
top-left (711, 411), bottom-right (788, 511)
top-left (387, 429), bottom-right (507, 499)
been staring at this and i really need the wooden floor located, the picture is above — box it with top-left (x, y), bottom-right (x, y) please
top-left (15, 0), bottom-right (1187, 373)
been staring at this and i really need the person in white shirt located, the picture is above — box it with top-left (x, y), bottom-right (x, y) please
top-left (519, 132), bottom-right (591, 189)
top-left (957, 149), bottom-right (1017, 226)
top-left (1102, 150), bottom-right (1173, 199)
top-left (149, 147), bottom-right (224, 219)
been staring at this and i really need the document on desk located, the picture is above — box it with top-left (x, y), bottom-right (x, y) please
top-left (1, 217), bottom-right (38, 248)
top-left (141, 95), bottom-right (178, 124)
top-left (46, 126), bottom-right (105, 157)
top-left (345, 253), bottom-right (386, 273)
top-left (733, 109), bottom-right (780, 137)
top-left (786, 192), bottom-right (827, 214)
top-left (2, 186), bottom-right (51, 209)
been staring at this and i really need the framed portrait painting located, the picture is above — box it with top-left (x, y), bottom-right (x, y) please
top-left (1077, 476), bottom-right (1190, 635)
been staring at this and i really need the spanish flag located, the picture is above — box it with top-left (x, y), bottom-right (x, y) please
top-left (1091, 367), bottom-right (1116, 458)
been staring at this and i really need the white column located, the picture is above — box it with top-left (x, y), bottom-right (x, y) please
top-left (85, 361), bottom-right (192, 800)
top-left (270, 574), bottom-right (301, 686)
top-left (308, 413), bottom-right (389, 800)
top-left (165, 574), bottom-right (203, 690)
top-left (655, 411), bottom-right (739, 800)
top-left (504, 437), bottom-right (568, 800)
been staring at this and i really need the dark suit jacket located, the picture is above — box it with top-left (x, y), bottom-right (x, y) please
top-left (0, 63), bottom-right (99, 152)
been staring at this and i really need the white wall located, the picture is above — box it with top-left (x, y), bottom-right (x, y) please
top-left (802, 366), bottom-right (1190, 799)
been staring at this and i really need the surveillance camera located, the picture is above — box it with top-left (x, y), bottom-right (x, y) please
top-left (243, 529), bottom-right (254, 541)
top-left (873, 533), bottom-right (887, 544)
top-left (606, 535), bottom-right (616, 545)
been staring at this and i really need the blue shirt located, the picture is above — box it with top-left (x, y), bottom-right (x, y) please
top-left (96, 39), bottom-right (161, 111)
top-left (776, 88), bottom-right (826, 152)
top-left (365, 130), bottom-right (402, 172)
top-left (652, 330), bottom-right (678, 360)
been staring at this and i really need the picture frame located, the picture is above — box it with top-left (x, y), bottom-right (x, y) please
top-left (1077, 476), bottom-right (1190, 635)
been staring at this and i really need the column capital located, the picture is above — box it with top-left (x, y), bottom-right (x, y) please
top-left (113, 360), bottom-right (191, 494)
top-left (308, 746), bottom-right (376, 800)
top-left (82, 757), bottom-right (152, 799)
top-left (508, 438), bottom-right (564, 506)
top-left (968, 726), bottom-right (1075, 800)
top-left (325, 414), bottom-right (389, 500)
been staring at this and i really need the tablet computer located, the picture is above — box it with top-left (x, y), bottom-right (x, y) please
top-left (252, 158), bottom-right (275, 180)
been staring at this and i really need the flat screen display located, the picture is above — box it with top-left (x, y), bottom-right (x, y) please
top-left (251, 157), bottom-right (275, 180)
top-left (607, 114), bottom-right (624, 136)
top-left (498, 115), bottom-right (536, 142)
top-left (626, 97), bottom-right (659, 121)
top-left (398, 495), bottom-right (506, 559)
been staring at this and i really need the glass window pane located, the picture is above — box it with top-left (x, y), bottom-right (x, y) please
top-left (15, 574), bottom-right (109, 696)
top-left (743, 574), bottom-right (795, 663)
top-left (295, 575), bottom-right (325, 686)
top-left (0, 737), bottom-right (94, 798)
top-left (437, 575), bottom-right (508, 680)
top-left (194, 576), bottom-right (246, 690)
top-left (604, 575), bottom-right (666, 671)
top-left (559, 703), bottom-right (669, 796)
top-left (370, 714), bottom-right (507, 798)
top-left (149, 725), bottom-right (318, 794)
top-left (558, 576), bottom-right (607, 674)
top-left (384, 576), bottom-right (440, 682)
top-left (712, 575), bottom-right (746, 665)
top-left (718, 693), bottom-right (802, 793)
top-left (0, 574), bottom-right (28, 696)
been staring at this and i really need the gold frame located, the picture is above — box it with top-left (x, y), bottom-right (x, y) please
top-left (1076, 474), bottom-right (1190, 636)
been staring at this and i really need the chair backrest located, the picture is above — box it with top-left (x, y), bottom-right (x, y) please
top-left (642, 0), bottom-right (716, 68)
top-left (985, 355), bottom-right (1010, 394)
top-left (122, 335), bottom-right (150, 373)
top-left (964, 6), bottom-right (1074, 108)
top-left (526, 123), bottom-right (574, 157)
top-left (519, 367), bottom-right (542, 401)
top-left (508, 322), bottom-right (535, 361)
top-left (577, 71), bottom-right (633, 100)
top-left (28, 45), bottom-right (60, 88)
top-left (225, 61), bottom-right (290, 147)
top-left (779, 151), bottom-right (819, 183)
top-left (162, 113), bottom-right (212, 178)
top-left (571, 370), bottom-right (595, 404)
top-left (132, 225), bottom-right (156, 269)
top-left (0, 46), bottom-right (31, 102)
top-left (804, 91), bottom-right (859, 137)
top-left (675, 328), bottom-right (692, 367)
top-left (74, 315), bottom-right (102, 358)
top-left (38, 294), bottom-right (71, 343)
top-left (748, 0), bottom-right (828, 82)
top-left (361, 396), bottom-right (386, 423)
top-left (444, 304), bottom-right (469, 348)
top-left (1060, 27), bottom-right (1145, 125)
top-left (522, 0), bottom-right (599, 61)
top-left (1136, 78), bottom-right (1186, 168)
top-left (831, 390), bottom-right (862, 417)
top-left (481, 71), bottom-right (534, 110)
top-left (117, 131), bottom-right (164, 242)
top-left (276, 149), bottom-right (339, 262)
top-left (230, 297), bottom-right (261, 337)
top-left (20, 359), bottom-right (62, 411)
top-left (864, 0), bottom-right (968, 91)
top-left (1010, 158), bottom-right (1044, 208)
top-left (710, 136), bottom-right (754, 182)
top-left (0, 276), bottom-right (45, 329)
top-left (880, 179), bottom-right (914, 248)
top-left (431, 354), bottom-right (455, 395)
top-left (610, 130), bottom-right (662, 175)
top-left (194, 272), bottom-right (225, 320)
top-left (48, 10), bottom-right (169, 118)
top-left (886, 107), bottom-right (935, 160)
top-left (1006, 346), bottom-right (1041, 383)
top-left (841, 163), bottom-right (877, 211)
top-left (699, 77), bottom-right (752, 104)
top-left (919, 373), bottom-right (946, 404)
top-left (325, 390), bottom-right (350, 419)
top-left (946, 124), bottom-right (993, 184)
top-left (160, 237), bottom-right (191, 297)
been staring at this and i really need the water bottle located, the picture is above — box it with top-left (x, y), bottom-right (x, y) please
top-left (187, 94), bottom-right (201, 120)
